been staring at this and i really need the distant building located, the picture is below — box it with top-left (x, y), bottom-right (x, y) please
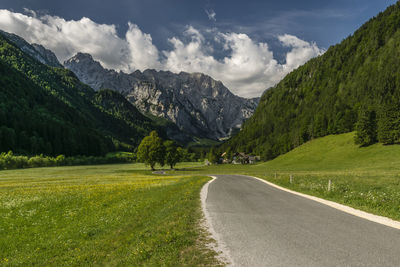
top-left (232, 152), bottom-right (260, 164)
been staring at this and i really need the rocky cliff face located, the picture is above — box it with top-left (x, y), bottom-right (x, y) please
top-left (65, 53), bottom-right (259, 140)
top-left (0, 30), bottom-right (62, 68)
top-left (30, 43), bottom-right (63, 68)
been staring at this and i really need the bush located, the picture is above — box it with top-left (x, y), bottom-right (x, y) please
top-left (0, 151), bottom-right (135, 171)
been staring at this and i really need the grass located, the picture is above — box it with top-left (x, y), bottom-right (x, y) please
top-left (0, 163), bottom-right (221, 266)
top-left (172, 132), bottom-right (400, 221)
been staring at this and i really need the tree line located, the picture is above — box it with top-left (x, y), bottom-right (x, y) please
top-left (355, 102), bottom-right (400, 146)
top-left (0, 151), bottom-right (134, 170)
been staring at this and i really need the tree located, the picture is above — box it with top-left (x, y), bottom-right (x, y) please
top-left (137, 131), bottom-right (165, 170)
top-left (354, 107), bottom-right (377, 146)
top-left (164, 140), bottom-right (181, 169)
top-left (377, 103), bottom-right (400, 144)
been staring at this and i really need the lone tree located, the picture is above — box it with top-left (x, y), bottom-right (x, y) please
top-left (137, 131), bottom-right (165, 170)
top-left (164, 140), bottom-right (181, 169)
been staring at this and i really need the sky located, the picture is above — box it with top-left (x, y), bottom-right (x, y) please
top-left (0, 0), bottom-right (397, 98)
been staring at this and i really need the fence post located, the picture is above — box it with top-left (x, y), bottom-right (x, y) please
top-left (328, 179), bottom-right (332, 192)
top-left (290, 175), bottom-right (293, 184)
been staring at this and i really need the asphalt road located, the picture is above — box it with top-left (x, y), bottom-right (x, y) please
top-left (205, 175), bottom-right (400, 266)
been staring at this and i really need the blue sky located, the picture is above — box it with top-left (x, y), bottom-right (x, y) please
top-left (0, 0), bottom-right (397, 97)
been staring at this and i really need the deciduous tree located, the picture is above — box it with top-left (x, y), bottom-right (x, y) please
top-left (164, 140), bottom-right (181, 169)
top-left (137, 131), bottom-right (165, 170)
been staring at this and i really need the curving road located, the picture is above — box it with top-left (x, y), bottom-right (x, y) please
top-left (204, 175), bottom-right (400, 266)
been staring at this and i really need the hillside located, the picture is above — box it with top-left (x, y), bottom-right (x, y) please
top-left (227, 2), bottom-right (400, 159)
top-left (0, 33), bottom-right (161, 156)
top-left (258, 132), bottom-right (400, 172)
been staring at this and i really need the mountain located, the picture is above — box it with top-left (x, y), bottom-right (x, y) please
top-left (0, 30), bottom-right (63, 68)
top-left (0, 31), bottom-right (170, 156)
top-left (226, 2), bottom-right (400, 159)
top-left (64, 53), bottom-right (259, 140)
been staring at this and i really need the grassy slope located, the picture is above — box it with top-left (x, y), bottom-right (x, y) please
top-left (260, 132), bottom-right (400, 172)
top-left (0, 163), bottom-right (220, 266)
top-left (253, 133), bottom-right (400, 221)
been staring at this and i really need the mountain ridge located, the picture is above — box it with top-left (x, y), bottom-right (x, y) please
top-left (64, 52), bottom-right (259, 140)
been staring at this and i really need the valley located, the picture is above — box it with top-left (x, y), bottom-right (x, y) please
top-left (2, 132), bottom-right (400, 265)
top-left (1, 1), bottom-right (400, 266)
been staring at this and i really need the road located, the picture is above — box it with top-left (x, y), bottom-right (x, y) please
top-left (204, 175), bottom-right (400, 266)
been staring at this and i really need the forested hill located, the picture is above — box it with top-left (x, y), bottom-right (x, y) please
top-left (0, 33), bottom-right (164, 156)
top-left (226, 2), bottom-right (400, 159)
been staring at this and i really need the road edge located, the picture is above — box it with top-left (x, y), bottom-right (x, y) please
top-left (200, 176), bottom-right (234, 266)
top-left (246, 175), bottom-right (400, 230)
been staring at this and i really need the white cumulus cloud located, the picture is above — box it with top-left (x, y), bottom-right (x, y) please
top-left (163, 28), bottom-right (324, 97)
top-left (0, 9), bottom-right (159, 72)
top-left (0, 9), bottom-right (324, 98)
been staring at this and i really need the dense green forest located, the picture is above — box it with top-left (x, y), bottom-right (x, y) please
top-left (0, 33), bottom-right (164, 156)
top-left (226, 2), bottom-right (400, 159)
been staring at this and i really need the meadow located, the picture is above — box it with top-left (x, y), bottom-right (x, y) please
top-left (0, 162), bottom-right (221, 266)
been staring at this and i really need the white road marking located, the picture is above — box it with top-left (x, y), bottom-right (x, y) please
top-left (249, 175), bottom-right (400, 230)
top-left (200, 176), bottom-right (234, 266)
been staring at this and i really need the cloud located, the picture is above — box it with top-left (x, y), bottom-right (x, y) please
top-left (0, 9), bottom-right (324, 98)
top-left (0, 9), bottom-right (160, 72)
top-left (278, 34), bottom-right (324, 71)
top-left (205, 9), bottom-right (217, 22)
top-left (164, 29), bottom-right (324, 97)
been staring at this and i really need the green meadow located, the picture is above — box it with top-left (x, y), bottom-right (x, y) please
top-left (0, 163), bottom-right (220, 266)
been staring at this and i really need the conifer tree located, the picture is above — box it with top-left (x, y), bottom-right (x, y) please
top-left (377, 103), bottom-right (400, 144)
top-left (354, 108), bottom-right (377, 146)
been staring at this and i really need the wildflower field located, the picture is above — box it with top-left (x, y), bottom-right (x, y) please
top-left (0, 163), bottom-right (220, 266)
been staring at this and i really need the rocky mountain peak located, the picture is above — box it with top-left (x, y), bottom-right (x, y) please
top-left (64, 53), bottom-right (259, 140)
top-left (64, 53), bottom-right (105, 72)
